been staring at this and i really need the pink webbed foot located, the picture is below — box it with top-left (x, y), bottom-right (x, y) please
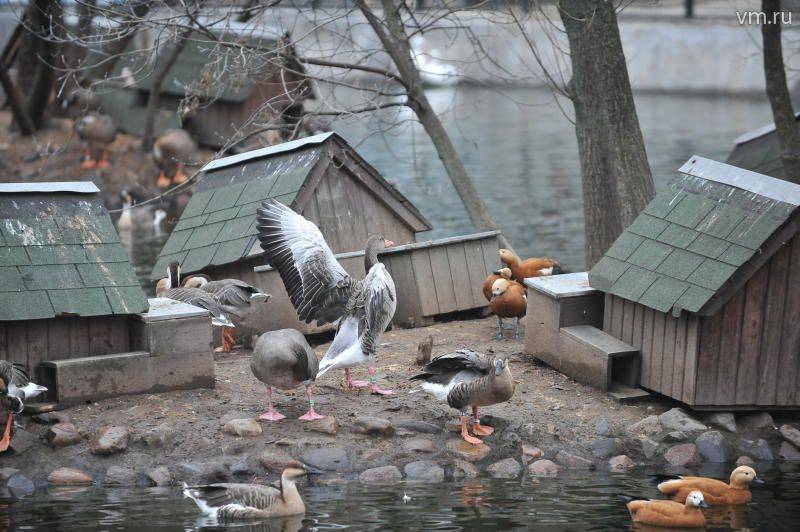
top-left (349, 380), bottom-right (370, 388)
top-left (370, 385), bottom-right (393, 396)
top-left (472, 423), bottom-right (494, 436)
top-left (258, 409), bottom-right (286, 422)
top-left (299, 409), bottom-right (325, 421)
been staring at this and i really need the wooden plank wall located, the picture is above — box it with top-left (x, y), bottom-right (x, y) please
top-left (300, 170), bottom-right (416, 255)
top-left (0, 316), bottom-right (132, 378)
top-left (694, 236), bottom-right (800, 408)
top-left (604, 294), bottom-right (699, 403)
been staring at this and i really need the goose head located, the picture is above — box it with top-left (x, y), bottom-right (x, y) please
top-left (155, 278), bottom-right (169, 297)
top-left (685, 491), bottom-right (709, 509)
top-left (492, 267), bottom-right (512, 279)
top-left (281, 461), bottom-right (322, 482)
top-left (182, 274), bottom-right (210, 288)
top-left (364, 234), bottom-right (394, 270)
top-left (493, 357), bottom-right (508, 376)
top-left (730, 465), bottom-right (762, 488)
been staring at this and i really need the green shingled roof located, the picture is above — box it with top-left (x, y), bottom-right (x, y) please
top-left (0, 183), bottom-right (149, 321)
top-left (151, 146), bottom-right (324, 279)
top-left (589, 156), bottom-right (800, 317)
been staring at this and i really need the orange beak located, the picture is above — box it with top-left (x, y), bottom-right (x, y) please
top-left (384, 239), bottom-right (394, 248)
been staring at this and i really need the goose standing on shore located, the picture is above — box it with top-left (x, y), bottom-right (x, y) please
top-left (250, 329), bottom-right (323, 421)
top-left (156, 262), bottom-right (234, 328)
top-left (0, 361), bottom-right (47, 451)
top-left (257, 199), bottom-right (396, 395)
top-left (183, 275), bottom-right (271, 352)
top-left (184, 462), bottom-right (317, 519)
top-left (76, 112), bottom-right (117, 169)
top-left (153, 129), bottom-right (196, 189)
top-left (411, 350), bottom-right (515, 445)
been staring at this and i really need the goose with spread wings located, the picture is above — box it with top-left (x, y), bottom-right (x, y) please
top-left (0, 361), bottom-right (47, 451)
top-left (257, 199), bottom-right (396, 395)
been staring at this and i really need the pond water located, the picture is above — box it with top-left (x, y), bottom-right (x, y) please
top-left (130, 86), bottom-right (772, 287)
top-left (2, 466), bottom-right (799, 530)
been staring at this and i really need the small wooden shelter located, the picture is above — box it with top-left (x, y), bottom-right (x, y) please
top-left (726, 113), bottom-right (800, 179)
top-left (588, 156), bottom-right (800, 410)
top-left (0, 182), bottom-right (214, 405)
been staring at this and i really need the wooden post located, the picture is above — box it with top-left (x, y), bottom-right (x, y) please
top-left (0, 60), bottom-right (35, 135)
top-left (415, 335), bottom-right (434, 366)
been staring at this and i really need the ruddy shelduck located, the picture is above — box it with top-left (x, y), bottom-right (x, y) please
top-left (498, 249), bottom-right (560, 281)
top-left (621, 490), bottom-right (708, 528)
top-left (651, 466), bottom-right (763, 505)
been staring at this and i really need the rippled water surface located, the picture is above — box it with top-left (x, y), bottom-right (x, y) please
top-left (2, 467), bottom-right (799, 530)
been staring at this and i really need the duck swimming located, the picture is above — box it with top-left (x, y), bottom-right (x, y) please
top-left (257, 199), bottom-right (396, 395)
top-left (411, 350), bottom-right (515, 445)
top-left (621, 490), bottom-right (708, 528)
top-left (651, 466), bottom-right (763, 505)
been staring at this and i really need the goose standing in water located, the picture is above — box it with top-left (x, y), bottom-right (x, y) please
top-left (182, 275), bottom-right (270, 353)
top-left (0, 361), bottom-right (47, 451)
top-left (411, 350), bottom-right (515, 445)
top-left (156, 262), bottom-right (234, 328)
top-left (76, 112), bottom-right (117, 169)
top-left (257, 199), bottom-right (396, 395)
top-left (250, 329), bottom-right (323, 421)
top-left (184, 462), bottom-right (317, 519)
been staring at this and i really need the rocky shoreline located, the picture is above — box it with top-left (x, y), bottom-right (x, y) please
top-left (2, 317), bottom-right (799, 496)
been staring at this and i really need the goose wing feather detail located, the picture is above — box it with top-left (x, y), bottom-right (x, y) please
top-left (160, 288), bottom-right (233, 327)
top-left (257, 199), bottom-right (355, 325)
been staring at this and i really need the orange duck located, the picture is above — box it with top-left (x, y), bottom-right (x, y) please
top-left (498, 249), bottom-right (560, 282)
top-left (652, 466), bottom-right (763, 506)
top-left (489, 278), bottom-right (526, 339)
top-left (482, 267), bottom-right (512, 302)
top-left (621, 491), bottom-right (708, 528)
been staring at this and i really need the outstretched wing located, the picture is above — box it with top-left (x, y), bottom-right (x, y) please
top-left (421, 349), bottom-right (492, 375)
top-left (0, 360), bottom-right (30, 387)
top-left (257, 199), bottom-right (354, 325)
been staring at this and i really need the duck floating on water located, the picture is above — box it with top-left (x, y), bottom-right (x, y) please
top-left (651, 466), bottom-right (763, 506)
top-left (411, 350), bottom-right (515, 445)
top-left (183, 462), bottom-right (318, 519)
top-left (620, 491), bottom-right (708, 528)
top-left (156, 262), bottom-right (234, 328)
top-left (498, 249), bottom-right (560, 282)
top-left (257, 199), bottom-right (396, 395)
top-left (76, 112), bottom-right (117, 169)
top-left (0, 361), bottom-right (47, 452)
top-left (182, 275), bottom-right (270, 353)
top-left (489, 277), bottom-right (526, 339)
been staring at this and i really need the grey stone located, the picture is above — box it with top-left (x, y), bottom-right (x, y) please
top-left (8, 428), bottom-right (37, 454)
top-left (403, 437), bottom-right (437, 453)
top-left (176, 461), bottom-right (229, 483)
top-left (359, 466), bottom-right (402, 484)
top-left (45, 423), bottom-right (81, 448)
top-left (229, 457), bottom-right (256, 477)
top-left (446, 438), bottom-right (491, 462)
top-left (695, 431), bottom-right (734, 462)
top-left (590, 438), bottom-right (622, 459)
top-left (521, 444), bottom-right (543, 464)
top-left (779, 424), bottom-right (800, 448)
top-left (258, 449), bottom-right (297, 472)
top-left (450, 460), bottom-right (479, 479)
top-left (309, 416), bottom-right (339, 435)
top-left (664, 443), bottom-right (700, 467)
top-left (555, 450), bottom-right (594, 469)
top-left (32, 412), bottom-right (70, 425)
top-left (626, 416), bottom-right (662, 436)
top-left (221, 418), bottom-right (262, 437)
top-left (395, 420), bottom-right (441, 434)
top-left (486, 458), bottom-right (522, 479)
top-left (48, 467), bottom-right (92, 486)
top-left (6, 473), bottom-right (34, 497)
top-left (608, 455), bottom-right (635, 472)
top-left (662, 431), bottom-right (688, 443)
top-left (0, 468), bottom-right (21, 481)
top-left (736, 455), bottom-right (756, 466)
top-left (404, 461), bottom-right (445, 482)
top-left (705, 413), bottom-right (737, 433)
top-left (301, 447), bottom-right (351, 472)
top-left (91, 425), bottom-right (129, 455)
top-left (658, 409), bottom-right (707, 433)
top-left (738, 439), bottom-right (774, 461)
top-left (778, 441), bottom-right (800, 461)
top-left (353, 417), bottom-right (394, 437)
top-left (143, 423), bottom-right (175, 448)
top-left (640, 437), bottom-right (660, 459)
top-left (104, 466), bottom-right (136, 486)
top-left (738, 412), bottom-right (774, 433)
top-left (596, 418), bottom-right (612, 436)
top-left (147, 466), bottom-right (173, 487)
top-left (528, 459), bottom-right (560, 477)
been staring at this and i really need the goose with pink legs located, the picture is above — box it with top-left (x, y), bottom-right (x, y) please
top-left (251, 328), bottom-right (324, 421)
top-left (257, 199), bottom-right (396, 395)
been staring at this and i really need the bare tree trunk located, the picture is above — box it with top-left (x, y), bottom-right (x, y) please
top-left (80, 0), bottom-right (153, 85)
top-left (559, 0), bottom-right (655, 267)
top-left (762, 0), bottom-right (800, 184)
top-left (142, 31), bottom-right (191, 151)
top-left (24, 0), bottom-right (60, 129)
top-left (0, 60), bottom-right (35, 135)
top-left (355, 0), bottom-right (511, 249)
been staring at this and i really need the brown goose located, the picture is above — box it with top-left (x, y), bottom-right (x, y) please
top-left (76, 112), bottom-right (117, 169)
top-left (182, 275), bottom-right (271, 352)
top-left (183, 462), bottom-right (318, 519)
top-left (411, 350), bottom-right (515, 445)
top-left (155, 262), bottom-right (234, 328)
top-left (250, 329), bottom-right (322, 421)
top-left (153, 129), bottom-right (196, 188)
top-left (256, 199), bottom-right (396, 395)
